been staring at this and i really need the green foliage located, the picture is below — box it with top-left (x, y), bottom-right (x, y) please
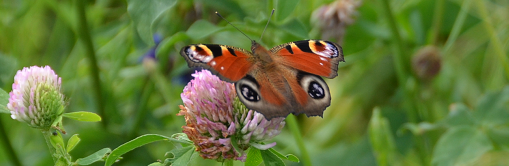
top-left (260, 149), bottom-right (285, 166)
top-left (66, 134), bottom-right (81, 153)
top-left (75, 148), bottom-right (111, 165)
top-left (105, 134), bottom-right (171, 166)
top-left (0, 88), bottom-right (9, 113)
top-left (245, 148), bottom-right (263, 166)
top-left (126, 0), bottom-right (177, 45)
top-left (63, 111), bottom-right (102, 122)
top-left (1, 0), bottom-right (509, 165)
top-left (369, 108), bottom-right (397, 166)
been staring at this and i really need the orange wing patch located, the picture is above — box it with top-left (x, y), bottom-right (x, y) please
top-left (277, 43), bottom-right (333, 77)
top-left (207, 46), bottom-right (253, 82)
top-left (272, 40), bottom-right (344, 78)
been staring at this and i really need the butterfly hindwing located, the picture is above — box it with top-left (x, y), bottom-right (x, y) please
top-left (180, 44), bottom-right (254, 82)
top-left (235, 70), bottom-right (332, 119)
top-left (271, 40), bottom-right (344, 79)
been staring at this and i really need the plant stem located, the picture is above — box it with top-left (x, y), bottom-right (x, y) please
top-left (443, 0), bottom-right (472, 53)
top-left (0, 117), bottom-right (22, 166)
top-left (428, 0), bottom-right (445, 45)
top-left (474, 0), bottom-right (509, 80)
top-left (380, 0), bottom-right (409, 85)
top-left (76, 0), bottom-right (107, 125)
top-left (380, 0), bottom-right (418, 123)
top-left (286, 115), bottom-right (312, 166)
top-left (41, 130), bottom-right (58, 162)
top-left (128, 76), bottom-right (153, 139)
top-left (379, 0), bottom-right (430, 164)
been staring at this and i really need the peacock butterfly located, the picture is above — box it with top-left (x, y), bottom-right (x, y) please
top-left (180, 12), bottom-right (344, 120)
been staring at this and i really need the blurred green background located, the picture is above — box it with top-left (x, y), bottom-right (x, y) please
top-left (1, 0), bottom-right (509, 165)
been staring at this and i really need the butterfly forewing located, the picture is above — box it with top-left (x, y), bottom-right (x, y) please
top-left (271, 40), bottom-right (344, 79)
top-left (180, 44), bottom-right (254, 82)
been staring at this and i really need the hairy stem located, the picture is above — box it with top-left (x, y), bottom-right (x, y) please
top-left (41, 130), bottom-right (58, 162)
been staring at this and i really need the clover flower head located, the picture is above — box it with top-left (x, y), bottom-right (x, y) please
top-left (178, 70), bottom-right (285, 162)
top-left (7, 66), bottom-right (64, 129)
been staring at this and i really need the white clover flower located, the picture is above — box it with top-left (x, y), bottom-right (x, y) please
top-left (7, 66), bottom-right (64, 129)
top-left (177, 70), bottom-right (285, 161)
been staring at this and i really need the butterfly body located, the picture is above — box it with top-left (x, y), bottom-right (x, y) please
top-left (181, 40), bottom-right (344, 119)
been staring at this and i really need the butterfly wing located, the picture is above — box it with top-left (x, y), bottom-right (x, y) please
top-left (180, 44), bottom-right (254, 82)
top-left (235, 69), bottom-right (332, 119)
top-left (270, 40), bottom-right (344, 78)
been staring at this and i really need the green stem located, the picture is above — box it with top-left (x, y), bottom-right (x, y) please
top-left (128, 76), bottom-right (153, 138)
top-left (41, 130), bottom-right (58, 162)
top-left (428, 0), bottom-right (445, 45)
top-left (443, 0), bottom-right (472, 53)
top-left (474, 0), bottom-right (509, 80)
top-left (76, 0), bottom-right (107, 125)
top-left (380, 0), bottom-right (409, 85)
top-left (286, 115), bottom-right (312, 166)
top-left (0, 117), bottom-right (22, 166)
top-left (380, 0), bottom-right (430, 164)
top-left (380, 0), bottom-right (418, 123)
top-left (223, 159), bottom-right (233, 166)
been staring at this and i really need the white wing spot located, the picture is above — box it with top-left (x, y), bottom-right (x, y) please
top-left (320, 63), bottom-right (324, 66)
top-left (314, 42), bottom-right (339, 58)
top-left (211, 61), bottom-right (216, 66)
top-left (320, 57), bottom-right (327, 61)
top-left (221, 66), bottom-right (224, 70)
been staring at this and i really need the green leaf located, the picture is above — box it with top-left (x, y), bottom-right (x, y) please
top-left (487, 126), bottom-right (509, 148)
top-left (194, 0), bottom-right (246, 18)
top-left (105, 134), bottom-right (170, 166)
top-left (155, 32), bottom-right (189, 59)
top-left (147, 162), bottom-right (165, 166)
top-left (280, 19), bottom-right (309, 39)
top-left (443, 103), bottom-right (476, 127)
top-left (260, 149), bottom-right (285, 166)
top-left (245, 148), bottom-right (263, 166)
top-left (185, 20), bottom-right (223, 40)
top-left (432, 126), bottom-right (493, 166)
top-left (473, 86), bottom-right (509, 126)
top-left (66, 134), bottom-right (80, 153)
top-left (127, 0), bottom-right (177, 45)
top-left (166, 146), bottom-right (195, 166)
top-left (230, 136), bottom-right (243, 155)
top-left (276, 0), bottom-right (300, 21)
top-left (168, 133), bottom-right (193, 146)
top-left (223, 159), bottom-right (233, 166)
top-left (55, 157), bottom-right (67, 166)
top-left (0, 88), bottom-right (9, 114)
top-left (0, 53), bottom-right (18, 88)
top-left (50, 131), bottom-right (65, 152)
top-left (400, 122), bottom-right (441, 135)
top-left (368, 108), bottom-right (397, 166)
top-left (75, 148), bottom-right (111, 165)
top-left (63, 111), bottom-right (102, 122)
top-left (268, 148), bottom-right (299, 163)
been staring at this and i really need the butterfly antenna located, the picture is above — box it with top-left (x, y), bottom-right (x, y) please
top-left (260, 9), bottom-right (275, 41)
top-left (215, 11), bottom-right (253, 42)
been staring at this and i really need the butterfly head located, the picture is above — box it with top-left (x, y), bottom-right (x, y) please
top-left (250, 40), bottom-right (260, 52)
